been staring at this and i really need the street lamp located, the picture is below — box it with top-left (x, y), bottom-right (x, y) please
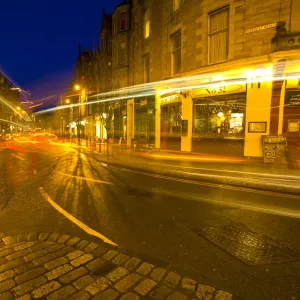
top-left (74, 84), bottom-right (80, 91)
top-left (65, 99), bottom-right (70, 104)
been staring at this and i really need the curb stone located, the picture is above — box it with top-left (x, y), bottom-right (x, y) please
top-left (0, 232), bottom-right (236, 299)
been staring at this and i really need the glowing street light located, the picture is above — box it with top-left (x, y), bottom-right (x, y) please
top-left (65, 99), bottom-right (70, 104)
top-left (74, 84), bottom-right (80, 91)
top-left (17, 106), bottom-right (21, 111)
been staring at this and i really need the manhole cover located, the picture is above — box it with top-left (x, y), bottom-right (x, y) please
top-left (194, 225), bottom-right (295, 265)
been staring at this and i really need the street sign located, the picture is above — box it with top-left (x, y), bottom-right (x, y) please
top-left (246, 23), bottom-right (277, 34)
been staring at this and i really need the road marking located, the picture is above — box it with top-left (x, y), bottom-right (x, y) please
top-left (39, 187), bottom-right (117, 246)
top-left (152, 189), bottom-right (300, 219)
top-left (11, 154), bottom-right (25, 160)
top-left (119, 167), bottom-right (300, 200)
top-left (57, 172), bottom-right (113, 185)
top-left (150, 162), bottom-right (300, 180)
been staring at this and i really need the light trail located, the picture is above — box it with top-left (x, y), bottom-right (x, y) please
top-left (0, 118), bottom-right (27, 129)
top-left (0, 68), bottom-right (30, 103)
top-left (34, 58), bottom-right (300, 116)
top-left (35, 73), bottom-right (300, 116)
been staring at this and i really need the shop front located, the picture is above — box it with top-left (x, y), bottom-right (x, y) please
top-left (134, 95), bottom-right (155, 145)
top-left (191, 85), bottom-right (246, 157)
top-left (160, 94), bottom-right (182, 151)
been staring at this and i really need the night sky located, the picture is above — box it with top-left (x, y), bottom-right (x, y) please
top-left (0, 0), bottom-right (122, 109)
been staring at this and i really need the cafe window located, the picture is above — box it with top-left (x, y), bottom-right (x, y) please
top-left (144, 9), bottom-right (150, 39)
top-left (288, 120), bottom-right (300, 132)
top-left (193, 95), bottom-right (246, 137)
top-left (119, 11), bottom-right (126, 31)
top-left (208, 7), bottom-right (229, 64)
top-left (172, 31), bottom-right (181, 75)
top-left (248, 122), bottom-right (267, 133)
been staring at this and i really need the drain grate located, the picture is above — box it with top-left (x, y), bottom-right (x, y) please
top-left (194, 225), bottom-right (295, 265)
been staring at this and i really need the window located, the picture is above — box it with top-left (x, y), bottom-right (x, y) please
top-left (208, 7), bottom-right (229, 64)
top-left (288, 120), bottom-right (300, 132)
top-left (248, 122), bottom-right (267, 133)
top-left (144, 9), bottom-right (150, 39)
top-left (173, 0), bottom-right (180, 12)
top-left (132, 36), bottom-right (135, 59)
top-left (113, 17), bottom-right (117, 35)
top-left (118, 42), bottom-right (126, 65)
top-left (119, 11), bottom-right (126, 31)
top-left (143, 54), bottom-right (150, 83)
top-left (172, 31), bottom-right (181, 75)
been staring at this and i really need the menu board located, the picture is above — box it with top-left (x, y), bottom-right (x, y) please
top-left (262, 136), bottom-right (287, 163)
top-left (285, 91), bottom-right (300, 107)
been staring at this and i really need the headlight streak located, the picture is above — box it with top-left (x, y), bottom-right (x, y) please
top-left (34, 65), bottom-right (300, 116)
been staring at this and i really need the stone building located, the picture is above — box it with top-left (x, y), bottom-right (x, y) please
top-left (0, 73), bottom-right (23, 137)
top-left (70, 0), bottom-right (300, 162)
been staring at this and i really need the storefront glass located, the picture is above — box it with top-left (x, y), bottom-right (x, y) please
top-left (161, 104), bottom-right (182, 136)
top-left (134, 96), bottom-right (155, 141)
top-left (193, 94), bottom-right (246, 138)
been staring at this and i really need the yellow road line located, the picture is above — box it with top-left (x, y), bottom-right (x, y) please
top-left (39, 187), bottom-right (117, 246)
top-left (11, 154), bottom-right (25, 161)
top-left (119, 167), bottom-right (300, 200)
top-left (57, 172), bottom-right (113, 185)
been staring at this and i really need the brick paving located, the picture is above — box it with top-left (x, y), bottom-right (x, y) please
top-left (0, 232), bottom-right (233, 299)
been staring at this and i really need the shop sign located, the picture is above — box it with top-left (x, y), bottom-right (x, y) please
top-left (161, 95), bottom-right (181, 106)
top-left (262, 136), bottom-right (287, 163)
top-left (191, 84), bottom-right (246, 98)
top-left (147, 108), bottom-right (154, 115)
top-left (140, 99), bottom-right (147, 106)
top-left (245, 23), bottom-right (277, 34)
top-left (285, 91), bottom-right (300, 107)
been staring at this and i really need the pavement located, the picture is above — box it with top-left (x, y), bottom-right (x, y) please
top-left (0, 232), bottom-right (233, 300)
top-left (1, 136), bottom-right (300, 300)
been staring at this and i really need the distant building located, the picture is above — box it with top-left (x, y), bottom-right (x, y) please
top-left (0, 73), bottom-right (23, 136)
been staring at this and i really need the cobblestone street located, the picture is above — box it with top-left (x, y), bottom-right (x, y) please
top-left (0, 232), bottom-right (233, 300)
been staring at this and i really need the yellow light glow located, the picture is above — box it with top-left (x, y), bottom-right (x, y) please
top-left (65, 99), bottom-right (70, 104)
top-left (74, 84), bottom-right (80, 91)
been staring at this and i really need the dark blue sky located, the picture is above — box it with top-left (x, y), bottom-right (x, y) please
top-left (0, 0), bottom-right (121, 108)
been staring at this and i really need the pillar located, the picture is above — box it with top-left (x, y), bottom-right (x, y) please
top-left (127, 99), bottom-right (134, 147)
top-left (278, 80), bottom-right (286, 135)
top-left (244, 80), bottom-right (273, 157)
top-left (155, 93), bottom-right (161, 149)
top-left (181, 94), bottom-right (193, 152)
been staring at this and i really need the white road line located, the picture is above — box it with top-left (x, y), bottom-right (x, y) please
top-left (39, 187), bottom-right (117, 246)
top-left (11, 154), bottom-right (25, 161)
top-left (152, 189), bottom-right (300, 219)
top-left (119, 167), bottom-right (300, 200)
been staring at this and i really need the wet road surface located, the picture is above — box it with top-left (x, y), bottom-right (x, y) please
top-left (1, 137), bottom-right (300, 300)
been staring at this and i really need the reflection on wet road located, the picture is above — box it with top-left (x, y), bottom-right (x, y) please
top-left (0, 138), bottom-right (300, 300)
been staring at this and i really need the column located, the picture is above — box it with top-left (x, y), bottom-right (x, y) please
top-left (155, 93), bottom-right (161, 149)
top-left (181, 94), bottom-right (193, 152)
top-left (244, 80), bottom-right (273, 157)
top-left (127, 99), bottom-right (134, 147)
top-left (278, 80), bottom-right (286, 135)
